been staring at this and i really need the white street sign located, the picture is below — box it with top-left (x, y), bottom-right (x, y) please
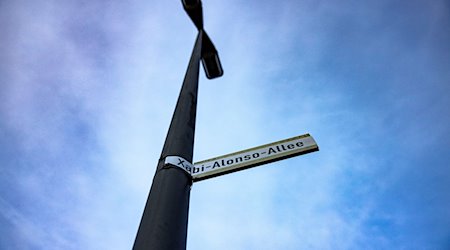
top-left (192, 133), bottom-right (318, 182)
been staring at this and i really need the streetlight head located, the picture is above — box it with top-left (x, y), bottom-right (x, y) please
top-left (182, 0), bottom-right (203, 30)
top-left (182, 0), bottom-right (200, 8)
top-left (201, 32), bottom-right (223, 79)
top-left (202, 52), bottom-right (223, 79)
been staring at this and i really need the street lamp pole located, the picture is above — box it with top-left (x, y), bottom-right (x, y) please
top-left (133, 1), bottom-right (222, 249)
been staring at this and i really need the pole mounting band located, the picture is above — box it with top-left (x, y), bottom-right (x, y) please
top-left (164, 156), bottom-right (193, 175)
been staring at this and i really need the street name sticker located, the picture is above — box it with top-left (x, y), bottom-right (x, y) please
top-left (165, 156), bottom-right (194, 174)
top-left (192, 133), bottom-right (318, 182)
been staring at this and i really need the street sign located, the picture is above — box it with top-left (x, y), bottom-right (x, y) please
top-left (192, 133), bottom-right (318, 182)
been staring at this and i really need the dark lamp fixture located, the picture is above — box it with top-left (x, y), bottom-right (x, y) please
top-left (201, 31), bottom-right (223, 79)
top-left (182, 0), bottom-right (203, 30)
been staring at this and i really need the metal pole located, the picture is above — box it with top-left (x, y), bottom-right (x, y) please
top-left (133, 31), bottom-right (203, 250)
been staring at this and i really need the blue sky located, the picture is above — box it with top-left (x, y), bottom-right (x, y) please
top-left (1, 0), bottom-right (449, 249)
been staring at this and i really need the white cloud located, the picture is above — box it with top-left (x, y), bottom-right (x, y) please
top-left (2, 0), bottom-right (449, 249)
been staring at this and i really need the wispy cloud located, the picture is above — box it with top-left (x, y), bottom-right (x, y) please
top-left (1, 0), bottom-right (449, 249)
